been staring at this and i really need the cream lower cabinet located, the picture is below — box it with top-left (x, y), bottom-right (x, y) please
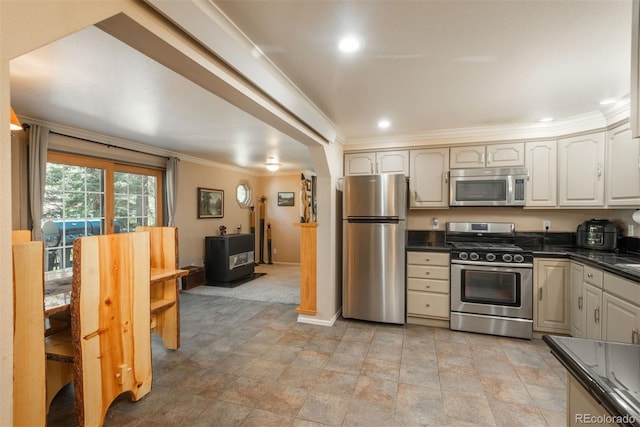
top-left (533, 259), bottom-right (570, 333)
top-left (570, 262), bottom-right (585, 338)
top-left (583, 265), bottom-right (604, 340)
top-left (567, 375), bottom-right (617, 427)
top-left (602, 272), bottom-right (640, 344)
top-left (407, 252), bottom-right (450, 324)
top-left (409, 148), bottom-right (449, 208)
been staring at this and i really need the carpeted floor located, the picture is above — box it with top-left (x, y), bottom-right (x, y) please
top-left (183, 263), bottom-right (300, 305)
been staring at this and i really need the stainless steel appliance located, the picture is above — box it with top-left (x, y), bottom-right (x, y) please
top-left (449, 167), bottom-right (527, 206)
top-left (343, 174), bottom-right (406, 324)
top-left (576, 218), bottom-right (622, 251)
top-left (447, 222), bottom-right (533, 339)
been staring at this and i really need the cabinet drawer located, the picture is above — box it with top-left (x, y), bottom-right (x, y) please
top-left (604, 272), bottom-right (640, 304)
top-left (407, 278), bottom-right (449, 294)
top-left (583, 266), bottom-right (603, 287)
top-left (407, 265), bottom-right (449, 280)
top-left (407, 291), bottom-right (449, 318)
top-left (407, 252), bottom-right (449, 266)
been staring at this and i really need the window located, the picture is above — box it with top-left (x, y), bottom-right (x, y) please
top-left (42, 152), bottom-right (163, 271)
top-left (236, 181), bottom-right (252, 208)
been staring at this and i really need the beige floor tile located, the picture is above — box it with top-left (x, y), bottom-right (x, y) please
top-left (256, 383), bottom-right (308, 417)
top-left (442, 391), bottom-right (496, 426)
top-left (48, 293), bottom-right (570, 427)
top-left (297, 391), bottom-right (350, 426)
top-left (488, 398), bottom-right (547, 427)
top-left (353, 375), bottom-right (398, 405)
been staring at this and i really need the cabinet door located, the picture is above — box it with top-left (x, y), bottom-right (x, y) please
top-left (570, 263), bottom-right (585, 338)
top-left (486, 142), bottom-right (525, 167)
top-left (558, 132), bottom-right (605, 206)
top-left (449, 145), bottom-right (485, 168)
top-left (602, 292), bottom-right (640, 344)
top-left (344, 153), bottom-right (376, 175)
top-left (525, 141), bottom-right (557, 207)
top-left (606, 122), bottom-right (640, 206)
top-left (409, 148), bottom-right (449, 208)
top-left (377, 151), bottom-right (409, 176)
top-left (534, 259), bottom-right (570, 333)
top-left (584, 283), bottom-right (603, 339)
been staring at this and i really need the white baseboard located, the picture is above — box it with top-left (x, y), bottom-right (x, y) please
top-left (297, 307), bottom-right (342, 327)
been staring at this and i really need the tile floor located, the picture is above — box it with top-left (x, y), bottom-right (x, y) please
top-left (47, 293), bottom-right (567, 426)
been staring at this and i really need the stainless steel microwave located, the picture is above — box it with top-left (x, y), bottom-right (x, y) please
top-left (449, 167), bottom-right (527, 206)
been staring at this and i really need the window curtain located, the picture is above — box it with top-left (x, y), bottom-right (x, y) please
top-left (28, 125), bottom-right (50, 241)
top-left (165, 156), bottom-right (178, 226)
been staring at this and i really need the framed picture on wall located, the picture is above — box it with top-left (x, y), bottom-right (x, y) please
top-left (198, 187), bottom-right (224, 218)
top-left (278, 192), bottom-right (295, 206)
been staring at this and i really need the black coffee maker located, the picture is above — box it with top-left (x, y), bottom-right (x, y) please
top-left (576, 219), bottom-right (622, 251)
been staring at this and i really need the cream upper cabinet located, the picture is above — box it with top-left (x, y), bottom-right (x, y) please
top-left (449, 142), bottom-right (524, 169)
top-left (409, 148), bottom-right (449, 208)
top-left (631, 0), bottom-right (640, 138)
top-left (606, 122), bottom-right (640, 207)
top-left (344, 151), bottom-right (408, 176)
top-left (525, 141), bottom-right (557, 207)
top-left (570, 262), bottom-right (585, 338)
top-left (533, 259), bottom-right (570, 334)
top-left (558, 132), bottom-right (605, 207)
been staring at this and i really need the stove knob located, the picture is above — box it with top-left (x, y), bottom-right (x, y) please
top-left (470, 252), bottom-right (480, 261)
top-left (458, 252), bottom-right (469, 260)
top-left (502, 254), bottom-right (513, 263)
top-left (486, 253), bottom-right (496, 262)
top-left (514, 254), bottom-right (524, 263)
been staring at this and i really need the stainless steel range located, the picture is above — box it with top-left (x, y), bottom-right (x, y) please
top-left (447, 222), bottom-right (533, 339)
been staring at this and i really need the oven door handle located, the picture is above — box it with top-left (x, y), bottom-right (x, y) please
top-left (451, 260), bottom-right (533, 269)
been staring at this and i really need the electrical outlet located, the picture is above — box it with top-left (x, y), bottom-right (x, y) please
top-left (628, 224), bottom-right (634, 237)
top-left (273, 248), bottom-right (277, 254)
top-left (543, 220), bottom-right (551, 231)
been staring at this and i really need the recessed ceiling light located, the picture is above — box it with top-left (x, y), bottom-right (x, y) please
top-left (377, 119), bottom-right (391, 129)
top-left (599, 98), bottom-right (617, 106)
top-left (537, 117), bottom-right (554, 123)
top-left (338, 35), bottom-right (363, 53)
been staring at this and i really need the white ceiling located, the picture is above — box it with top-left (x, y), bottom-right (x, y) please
top-left (9, 0), bottom-right (633, 173)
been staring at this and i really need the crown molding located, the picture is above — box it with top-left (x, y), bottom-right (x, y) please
top-left (344, 107), bottom-right (630, 151)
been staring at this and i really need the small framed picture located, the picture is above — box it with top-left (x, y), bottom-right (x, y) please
top-left (198, 187), bottom-right (224, 218)
top-left (278, 192), bottom-right (295, 206)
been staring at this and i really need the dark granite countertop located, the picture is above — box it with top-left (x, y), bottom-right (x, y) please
top-left (406, 230), bottom-right (640, 282)
top-left (543, 335), bottom-right (640, 426)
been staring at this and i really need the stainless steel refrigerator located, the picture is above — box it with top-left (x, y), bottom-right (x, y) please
top-left (342, 173), bottom-right (406, 324)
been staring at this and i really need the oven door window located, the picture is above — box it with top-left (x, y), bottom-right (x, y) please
top-left (461, 270), bottom-right (521, 306)
top-left (455, 179), bottom-right (507, 202)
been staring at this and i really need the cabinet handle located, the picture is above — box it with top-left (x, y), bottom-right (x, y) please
top-left (424, 258), bottom-right (430, 262)
top-left (425, 285), bottom-right (431, 289)
top-left (594, 307), bottom-right (600, 323)
top-left (538, 287), bottom-right (543, 301)
top-left (578, 296), bottom-right (583, 310)
top-left (527, 172), bottom-right (530, 181)
top-left (632, 328), bottom-right (639, 344)
top-left (425, 271), bottom-right (430, 275)
top-left (444, 171), bottom-right (449, 183)
top-left (597, 163), bottom-right (602, 178)
top-left (482, 152), bottom-right (487, 165)
top-left (587, 273), bottom-right (593, 278)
